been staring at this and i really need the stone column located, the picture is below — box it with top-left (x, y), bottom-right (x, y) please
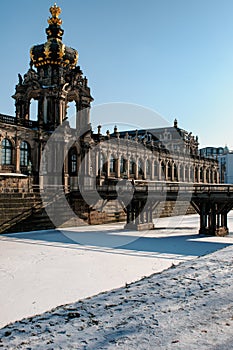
top-left (126, 159), bottom-right (130, 178)
top-left (211, 170), bottom-right (215, 184)
top-left (59, 100), bottom-right (63, 125)
top-left (203, 167), bottom-right (207, 183)
top-left (116, 157), bottom-right (120, 178)
top-left (63, 143), bottom-right (69, 192)
top-left (135, 158), bottom-right (138, 180)
top-left (182, 165), bottom-right (186, 182)
top-left (197, 166), bottom-right (201, 183)
top-left (95, 151), bottom-right (99, 177)
top-left (199, 202), bottom-right (207, 234)
top-left (106, 154), bottom-right (110, 178)
top-left (158, 161), bottom-right (162, 180)
top-left (15, 138), bottom-right (20, 173)
top-left (165, 162), bottom-right (168, 181)
top-left (151, 160), bottom-right (154, 180)
top-left (143, 160), bottom-right (147, 179)
top-left (177, 164), bottom-right (180, 181)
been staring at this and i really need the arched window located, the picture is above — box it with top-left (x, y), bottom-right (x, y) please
top-left (195, 166), bottom-right (199, 182)
top-left (20, 141), bottom-right (30, 166)
top-left (1, 138), bottom-right (12, 165)
top-left (68, 147), bottom-right (77, 175)
top-left (214, 170), bottom-right (218, 183)
top-left (161, 161), bottom-right (166, 180)
top-left (29, 99), bottom-right (38, 121)
top-left (174, 163), bottom-right (178, 181)
top-left (206, 168), bottom-right (210, 183)
top-left (200, 167), bottom-right (204, 182)
top-left (120, 156), bottom-right (126, 174)
top-left (167, 162), bottom-right (172, 180)
top-left (66, 101), bottom-right (76, 128)
top-left (138, 159), bottom-right (144, 177)
top-left (100, 153), bottom-right (107, 174)
top-left (110, 155), bottom-right (116, 174)
top-left (129, 158), bottom-right (136, 175)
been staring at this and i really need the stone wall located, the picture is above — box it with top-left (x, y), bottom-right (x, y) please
top-left (70, 196), bottom-right (196, 226)
top-left (0, 176), bottom-right (30, 193)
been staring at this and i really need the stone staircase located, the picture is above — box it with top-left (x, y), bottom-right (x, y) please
top-left (89, 200), bottom-right (126, 225)
top-left (0, 190), bottom-right (87, 234)
top-left (0, 192), bottom-right (43, 233)
top-left (153, 201), bottom-right (196, 218)
top-left (69, 191), bottom-right (126, 225)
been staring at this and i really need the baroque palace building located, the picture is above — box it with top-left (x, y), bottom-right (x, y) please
top-left (0, 4), bottom-right (219, 193)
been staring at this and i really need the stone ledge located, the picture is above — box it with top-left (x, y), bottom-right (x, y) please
top-left (124, 222), bottom-right (154, 231)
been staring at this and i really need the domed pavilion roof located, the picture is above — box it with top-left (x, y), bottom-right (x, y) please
top-left (30, 4), bottom-right (78, 68)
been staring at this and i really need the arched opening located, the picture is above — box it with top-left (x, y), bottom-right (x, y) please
top-left (206, 168), bottom-right (210, 183)
top-left (99, 152), bottom-right (107, 175)
top-left (174, 163), bottom-right (178, 181)
top-left (120, 156), bottom-right (126, 175)
top-left (20, 141), bottom-right (31, 168)
top-left (1, 138), bottom-right (13, 165)
top-left (129, 158), bottom-right (136, 177)
top-left (29, 99), bottom-right (38, 121)
top-left (195, 166), bottom-right (199, 182)
top-left (138, 159), bottom-right (144, 178)
top-left (214, 170), bottom-right (218, 183)
top-left (200, 167), bottom-right (204, 182)
top-left (161, 161), bottom-right (166, 180)
top-left (167, 162), bottom-right (172, 180)
top-left (66, 101), bottom-right (76, 129)
top-left (109, 155), bottom-right (117, 175)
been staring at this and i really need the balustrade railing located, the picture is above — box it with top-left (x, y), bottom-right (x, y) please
top-left (0, 114), bottom-right (38, 128)
top-left (94, 180), bottom-right (233, 195)
top-left (0, 114), bottom-right (16, 125)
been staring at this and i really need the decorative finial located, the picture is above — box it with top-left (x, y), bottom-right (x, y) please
top-left (48, 3), bottom-right (62, 26)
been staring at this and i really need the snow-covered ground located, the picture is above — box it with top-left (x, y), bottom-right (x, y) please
top-left (1, 244), bottom-right (233, 349)
top-left (0, 213), bottom-right (233, 334)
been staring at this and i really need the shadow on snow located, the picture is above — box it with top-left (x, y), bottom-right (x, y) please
top-left (3, 226), bottom-right (233, 258)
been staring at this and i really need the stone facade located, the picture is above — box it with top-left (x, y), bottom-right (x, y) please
top-left (86, 125), bottom-right (219, 190)
top-left (0, 4), bottom-right (219, 194)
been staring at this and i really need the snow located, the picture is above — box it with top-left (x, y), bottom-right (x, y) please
top-left (0, 213), bottom-right (233, 348)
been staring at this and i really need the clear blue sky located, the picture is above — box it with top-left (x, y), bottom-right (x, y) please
top-left (1, 0), bottom-right (233, 149)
